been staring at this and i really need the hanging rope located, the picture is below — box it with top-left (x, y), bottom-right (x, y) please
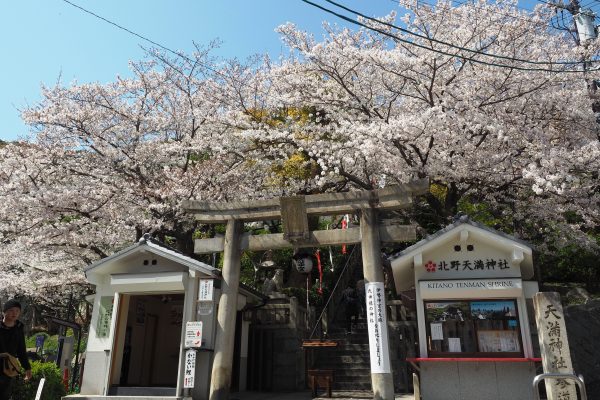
top-left (309, 245), bottom-right (359, 339)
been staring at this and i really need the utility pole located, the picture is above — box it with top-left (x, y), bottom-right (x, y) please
top-left (561, 0), bottom-right (600, 122)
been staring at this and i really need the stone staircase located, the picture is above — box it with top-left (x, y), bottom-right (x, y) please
top-left (313, 318), bottom-right (372, 391)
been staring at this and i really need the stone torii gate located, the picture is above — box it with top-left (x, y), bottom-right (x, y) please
top-left (182, 178), bottom-right (429, 400)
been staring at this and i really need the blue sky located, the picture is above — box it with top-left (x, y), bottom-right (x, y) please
top-left (0, 0), bottom-right (398, 141)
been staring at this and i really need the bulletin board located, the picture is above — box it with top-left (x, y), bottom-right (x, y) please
top-left (477, 330), bottom-right (520, 353)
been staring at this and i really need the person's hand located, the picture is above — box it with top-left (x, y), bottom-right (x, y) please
top-left (24, 369), bottom-right (32, 381)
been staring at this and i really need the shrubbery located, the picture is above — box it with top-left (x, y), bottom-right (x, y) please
top-left (11, 361), bottom-right (66, 400)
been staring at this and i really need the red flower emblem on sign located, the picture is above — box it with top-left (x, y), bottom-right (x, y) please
top-left (425, 261), bottom-right (437, 272)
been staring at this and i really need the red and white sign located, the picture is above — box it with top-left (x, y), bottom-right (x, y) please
top-left (185, 321), bottom-right (203, 348)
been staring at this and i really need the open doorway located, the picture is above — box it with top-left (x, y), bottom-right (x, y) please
top-left (109, 293), bottom-right (184, 395)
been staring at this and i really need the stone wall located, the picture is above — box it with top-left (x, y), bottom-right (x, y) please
top-left (246, 295), bottom-right (309, 391)
top-left (565, 299), bottom-right (600, 399)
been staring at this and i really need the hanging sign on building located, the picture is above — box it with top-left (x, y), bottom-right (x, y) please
top-left (96, 296), bottom-right (114, 338)
top-left (198, 279), bottom-right (215, 315)
top-left (534, 292), bottom-right (577, 400)
top-left (365, 282), bottom-right (391, 373)
top-left (183, 349), bottom-right (196, 388)
top-left (198, 279), bottom-right (214, 301)
top-left (423, 258), bottom-right (511, 273)
top-left (185, 321), bottom-right (203, 348)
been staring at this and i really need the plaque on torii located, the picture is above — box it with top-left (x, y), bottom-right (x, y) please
top-left (181, 178), bottom-right (429, 400)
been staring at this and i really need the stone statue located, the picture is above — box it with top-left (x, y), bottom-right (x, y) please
top-left (262, 268), bottom-right (285, 295)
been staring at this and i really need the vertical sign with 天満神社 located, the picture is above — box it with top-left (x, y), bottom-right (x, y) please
top-left (365, 282), bottom-right (391, 373)
top-left (534, 292), bottom-right (577, 400)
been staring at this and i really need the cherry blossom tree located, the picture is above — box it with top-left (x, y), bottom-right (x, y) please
top-left (235, 0), bottom-right (600, 247)
top-left (0, 47), bottom-right (267, 305)
top-left (1, 0), bottom-right (599, 304)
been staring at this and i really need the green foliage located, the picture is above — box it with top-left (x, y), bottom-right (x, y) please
top-left (540, 242), bottom-right (600, 292)
top-left (26, 333), bottom-right (59, 355)
top-left (457, 197), bottom-right (508, 231)
top-left (11, 361), bottom-right (66, 400)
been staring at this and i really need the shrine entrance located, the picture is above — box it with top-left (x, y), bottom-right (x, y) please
top-left (108, 293), bottom-right (184, 396)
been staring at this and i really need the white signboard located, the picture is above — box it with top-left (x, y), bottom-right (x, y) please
top-left (448, 337), bottom-right (461, 352)
top-left (185, 321), bottom-right (203, 348)
top-left (430, 323), bottom-right (443, 340)
top-left (183, 349), bottom-right (196, 388)
top-left (198, 279), bottom-right (214, 301)
top-left (365, 282), bottom-right (391, 373)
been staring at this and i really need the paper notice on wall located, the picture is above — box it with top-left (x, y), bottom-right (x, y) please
top-left (448, 337), bottom-right (461, 352)
top-left (185, 321), bottom-right (203, 348)
top-left (430, 323), bottom-right (443, 340)
top-left (198, 279), bottom-right (214, 301)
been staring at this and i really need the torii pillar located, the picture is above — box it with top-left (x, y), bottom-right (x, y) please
top-left (361, 207), bottom-right (394, 399)
top-left (209, 219), bottom-right (243, 400)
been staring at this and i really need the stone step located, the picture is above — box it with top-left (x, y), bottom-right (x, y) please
top-left (333, 381), bottom-right (372, 390)
top-left (335, 368), bottom-right (371, 375)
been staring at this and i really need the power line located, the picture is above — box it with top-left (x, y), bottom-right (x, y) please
top-left (326, 0), bottom-right (591, 66)
top-left (62, 0), bottom-right (196, 65)
top-left (61, 0), bottom-right (267, 98)
top-left (302, 0), bottom-right (596, 72)
top-left (63, 0), bottom-right (597, 80)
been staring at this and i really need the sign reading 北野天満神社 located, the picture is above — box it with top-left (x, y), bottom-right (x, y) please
top-left (423, 258), bottom-right (510, 273)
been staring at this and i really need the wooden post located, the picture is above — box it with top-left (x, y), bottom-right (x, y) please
top-left (209, 219), bottom-right (243, 400)
top-left (360, 208), bottom-right (395, 400)
top-left (533, 292), bottom-right (577, 400)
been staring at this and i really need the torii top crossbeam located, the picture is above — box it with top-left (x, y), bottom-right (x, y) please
top-left (182, 178), bottom-right (429, 223)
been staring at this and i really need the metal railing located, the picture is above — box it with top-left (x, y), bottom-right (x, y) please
top-left (532, 373), bottom-right (587, 400)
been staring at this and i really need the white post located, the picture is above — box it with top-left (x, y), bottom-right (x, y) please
top-left (209, 219), bottom-right (243, 400)
top-left (361, 208), bottom-right (395, 400)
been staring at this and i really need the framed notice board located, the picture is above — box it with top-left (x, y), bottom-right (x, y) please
top-left (477, 330), bottom-right (520, 353)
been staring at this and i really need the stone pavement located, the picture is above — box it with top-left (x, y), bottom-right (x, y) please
top-left (230, 390), bottom-right (414, 400)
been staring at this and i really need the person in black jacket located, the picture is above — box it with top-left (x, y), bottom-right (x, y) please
top-left (0, 299), bottom-right (32, 400)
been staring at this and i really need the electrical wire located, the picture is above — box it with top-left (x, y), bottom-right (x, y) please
top-left (62, 0), bottom-right (197, 65)
top-left (325, 0), bottom-right (592, 66)
top-left (61, 0), bottom-right (269, 99)
top-left (302, 0), bottom-right (597, 72)
top-left (63, 0), bottom-right (597, 77)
